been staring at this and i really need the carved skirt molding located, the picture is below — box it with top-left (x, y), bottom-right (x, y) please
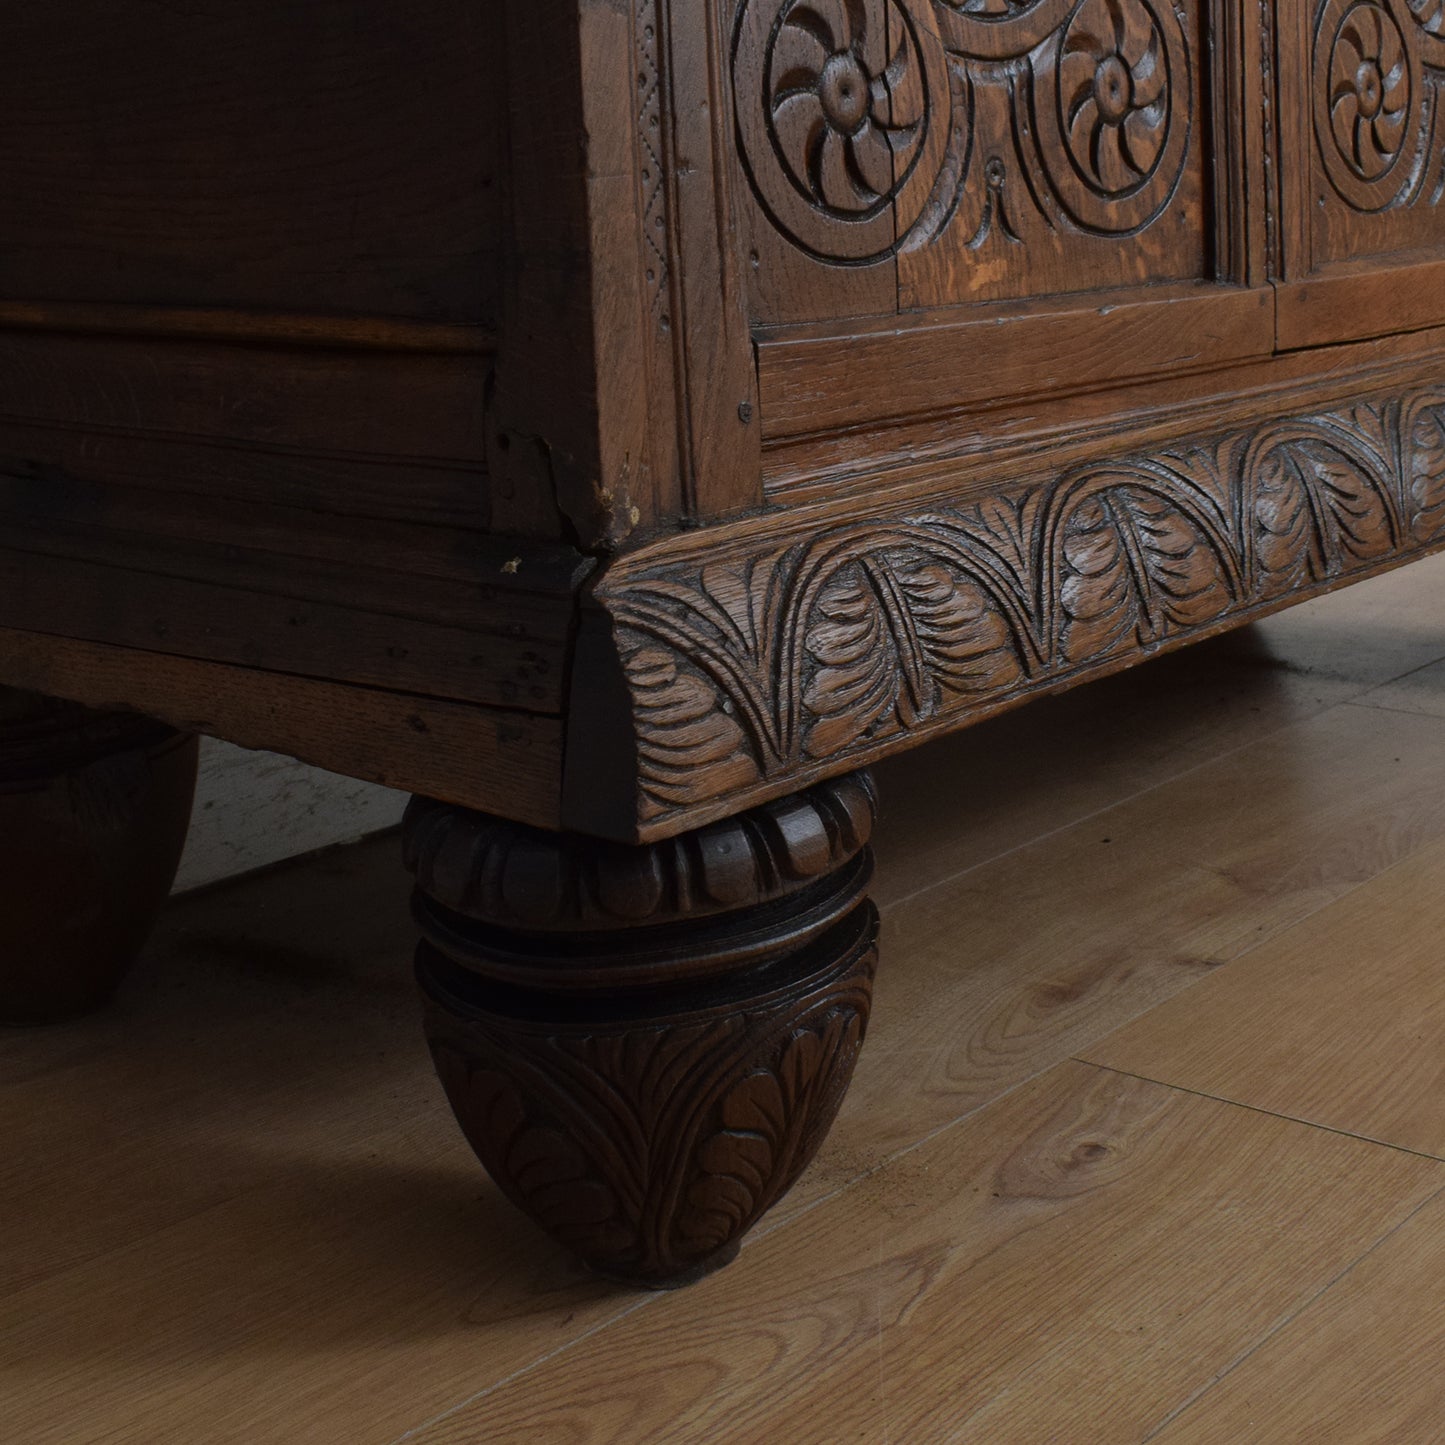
top-left (574, 385), bottom-right (1445, 840)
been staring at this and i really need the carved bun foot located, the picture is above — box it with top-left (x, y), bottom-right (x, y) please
top-left (405, 773), bottom-right (880, 1289)
top-left (0, 688), bottom-right (199, 1025)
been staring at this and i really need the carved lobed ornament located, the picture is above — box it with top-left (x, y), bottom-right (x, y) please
top-left (406, 772), bottom-right (875, 938)
top-left (586, 388), bottom-right (1445, 836)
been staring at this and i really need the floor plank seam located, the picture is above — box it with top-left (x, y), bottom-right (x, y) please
top-left (1341, 696), bottom-right (1445, 721)
top-left (1136, 1181), bottom-right (1445, 1442)
top-left (1074, 1060), bottom-right (1445, 1165)
top-left (1344, 646), bottom-right (1445, 708)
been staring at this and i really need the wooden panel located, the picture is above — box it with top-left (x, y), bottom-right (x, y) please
top-left (1277, 256), bottom-right (1445, 347)
top-left (0, 630), bottom-right (564, 826)
top-left (896, 0), bottom-right (1218, 310)
top-left (0, 301), bottom-right (492, 355)
top-left (660, 0), bottom-right (766, 518)
top-left (730, 0), bottom-right (1233, 325)
top-left (0, 470), bottom-right (588, 711)
top-left (0, 1), bottom-right (500, 324)
top-left (1275, 0), bottom-right (1445, 320)
top-left (758, 285), bottom-right (1275, 438)
top-left (486, 1), bottom-right (650, 542)
top-left (761, 320), bottom-right (1445, 502)
top-left (1084, 828), bottom-right (1445, 1156)
top-left (0, 542), bottom-right (559, 714)
top-left (471, 0), bottom-right (766, 539)
top-left (0, 331), bottom-right (490, 528)
top-left (412, 1063), bottom-right (1443, 1443)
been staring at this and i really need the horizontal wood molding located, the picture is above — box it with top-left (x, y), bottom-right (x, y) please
top-left (759, 325), bottom-right (1445, 505)
top-left (0, 495), bottom-right (589, 714)
top-left (571, 364), bottom-right (1445, 841)
top-left (757, 286), bottom-right (1276, 441)
top-left (1276, 260), bottom-right (1445, 352)
top-left (0, 330), bottom-right (492, 530)
top-left (0, 629), bottom-right (564, 828)
top-left (0, 301), bottom-right (496, 355)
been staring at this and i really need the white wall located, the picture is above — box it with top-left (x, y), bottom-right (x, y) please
top-left (173, 739), bottom-right (408, 892)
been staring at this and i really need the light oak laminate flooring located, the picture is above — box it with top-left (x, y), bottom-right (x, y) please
top-left (8, 555), bottom-right (1445, 1442)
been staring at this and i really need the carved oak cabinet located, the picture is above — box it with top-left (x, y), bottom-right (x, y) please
top-left (3, 1), bottom-right (1445, 1286)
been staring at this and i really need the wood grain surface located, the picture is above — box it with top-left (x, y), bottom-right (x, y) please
top-left (0, 2), bottom-right (499, 324)
top-left (1082, 826), bottom-right (1445, 1157)
top-left (1152, 1191), bottom-right (1445, 1443)
top-left (412, 1064), bottom-right (1442, 1444)
top-left (0, 629), bottom-right (566, 827)
top-left (8, 560), bottom-right (1445, 1442)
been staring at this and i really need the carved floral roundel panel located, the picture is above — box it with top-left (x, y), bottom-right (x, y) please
top-left (1313, 0), bottom-right (1425, 211)
top-left (733, 0), bottom-right (1193, 263)
top-left (1063, 8), bottom-right (1169, 191)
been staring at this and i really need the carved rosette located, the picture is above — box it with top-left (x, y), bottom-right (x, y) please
top-left (732, 0), bottom-right (953, 262)
top-left (731, 0), bottom-right (1192, 262)
top-left (1315, 0), bottom-right (1424, 210)
top-left (1023, 0), bottom-right (1190, 233)
top-left (407, 774), bottom-right (880, 1287)
top-left (596, 389), bottom-right (1445, 832)
top-left (1313, 0), bottom-right (1445, 212)
top-left (1408, 0), bottom-right (1445, 42)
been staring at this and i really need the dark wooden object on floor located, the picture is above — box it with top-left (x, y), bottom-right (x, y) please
top-left (3, 0), bottom-right (1445, 1281)
top-left (407, 774), bottom-right (878, 1287)
top-left (0, 689), bottom-right (197, 1024)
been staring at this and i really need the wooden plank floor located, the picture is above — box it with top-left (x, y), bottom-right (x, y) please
top-left (9, 554), bottom-right (1445, 1443)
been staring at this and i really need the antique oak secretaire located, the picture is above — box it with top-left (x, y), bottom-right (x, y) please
top-left (2, 1), bottom-right (1444, 1286)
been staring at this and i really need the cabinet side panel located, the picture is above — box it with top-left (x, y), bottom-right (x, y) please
top-left (0, 1), bottom-right (501, 325)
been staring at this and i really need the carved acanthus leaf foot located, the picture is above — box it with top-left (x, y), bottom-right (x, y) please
top-left (406, 773), bottom-right (880, 1288)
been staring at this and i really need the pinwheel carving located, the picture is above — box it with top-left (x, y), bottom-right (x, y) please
top-left (1059, 0), bottom-right (1171, 195)
top-left (1327, 1), bottom-right (1413, 180)
top-left (733, 0), bottom-right (951, 262)
top-left (1405, 0), bottom-right (1445, 40)
top-left (1313, 0), bottom-right (1425, 210)
top-left (765, 0), bottom-right (926, 215)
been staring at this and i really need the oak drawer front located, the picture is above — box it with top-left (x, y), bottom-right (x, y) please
top-left (1275, 0), bottom-right (1445, 345)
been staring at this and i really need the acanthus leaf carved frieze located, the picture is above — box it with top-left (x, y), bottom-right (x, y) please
top-left (731, 0), bottom-right (1194, 264)
top-left (596, 389), bottom-right (1445, 828)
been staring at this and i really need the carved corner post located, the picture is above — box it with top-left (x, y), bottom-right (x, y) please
top-left (405, 772), bottom-right (879, 1288)
top-left (0, 688), bottom-right (199, 1025)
